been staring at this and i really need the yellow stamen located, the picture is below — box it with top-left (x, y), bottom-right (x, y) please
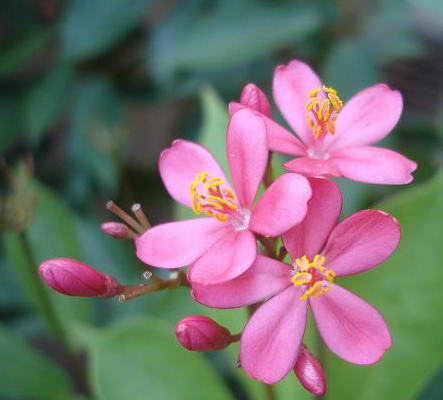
top-left (308, 87), bottom-right (322, 98)
top-left (292, 272), bottom-right (312, 286)
top-left (293, 254), bottom-right (335, 301)
top-left (305, 85), bottom-right (342, 139)
top-left (300, 281), bottom-right (324, 301)
top-left (323, 269), bottom-right (336, 283)
top-left (189, 171), bottom-right (238, 222)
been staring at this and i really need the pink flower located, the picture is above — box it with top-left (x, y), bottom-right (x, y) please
top-left (293, 345), bottom-right (326, 397)
top-left (192, 178), bottom-right (399, 384)
top-left (39, 258), bottom-right (121, 297)
top-left (135, 108), bottom-right (312, 285)
top-left (175, 315), bottom-right (232, 351)
top-left (230, 60), bottom-right (417, 185)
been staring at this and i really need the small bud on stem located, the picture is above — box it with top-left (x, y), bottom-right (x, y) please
top-left (175, 315), bottom-right (233, 351)
top-left (293, 345), bottom-right (326, 397)
top-left (101, 222), bottom-right (137, 240)
top-left (39, 258), bottom-right (122, 297)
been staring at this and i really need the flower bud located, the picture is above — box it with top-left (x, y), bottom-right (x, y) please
top-left (101, 222), bottom-right (134, 240)
top-left (39, 258), bottom-right (121, 297)
top-left (240, 84), bottom-right (272, 117)
top-left (175, 315), bottom-right (232, 351)
top-left (293, 345), bottom-right (326, 397)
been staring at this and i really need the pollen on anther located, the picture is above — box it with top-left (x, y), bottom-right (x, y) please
top-left (293, 254), bottom-right (335, 301)
top-left (305, 85), bottom-right (343, 139)
top-left (189, 171), bottom-right (238, 222)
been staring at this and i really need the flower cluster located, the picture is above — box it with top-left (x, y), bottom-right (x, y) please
top-left (39, 60), bottom-right (416, 396)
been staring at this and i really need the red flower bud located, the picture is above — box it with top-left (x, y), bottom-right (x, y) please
top-left (101, 222), bottom-right (134, 240)
top-left (293, 345), bottom-right (326, 397)
top-left (39, 258), bottom-right (121, 297)
top-left (175, 315), bottom-right (232, 351)
top-left (240, 84), bottom-right (272, 117)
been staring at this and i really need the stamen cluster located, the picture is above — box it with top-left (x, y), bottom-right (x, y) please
top-left (306, 86), bottom-right (343, 138)
top-left (292, 255), bottom-right (335, 300)
top-left (190, 171), bottom-right (237, 222)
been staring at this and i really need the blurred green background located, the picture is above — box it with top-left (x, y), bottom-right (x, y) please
top-left (1, 0), bottom-right (443, 399)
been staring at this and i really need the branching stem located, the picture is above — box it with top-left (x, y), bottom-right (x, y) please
top-left (118, 270), bottom-right (189, 302)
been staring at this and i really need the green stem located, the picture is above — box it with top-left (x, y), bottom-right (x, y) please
top-left (18, 232), bottom-right (71, 349)
top-left (264, 384), bottom-right (277, 400)
top-left (258, 236), bottom-right (277, 259)
top-left (118, 269), bottom-right (189, 302)
top-left (263, 152), bottom-right (274, 189)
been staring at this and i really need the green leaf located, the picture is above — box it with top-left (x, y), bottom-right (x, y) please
top-left (325, 169), bottom-right (443, 400)
top-left (80, 317), bottom-right (235, 400)
top-left (417, 363), bottom-right (443, 400)
top-left (363, 1), bottom-right (424, 63)
top-left (408, 0), bottom-right (443, 19)
top-left (0, 256), bottom-right (29, 310)
top-left (27, 182), bottom-right (92, 322)
top-left (66, 77), bottom-right (128, 202)
top-left (148, 0), bottom-right (321, 77)
top-left (0, 94), bottom-right (22, 156)
top-left (60, 0), bottom-right (156, 62)
top-left (0, 323), bottom-right (72, 400)
top-left (24, 65), bottom-right (75, 147)
top-left (2, 181), bottom-right (92, 347)
top-left (0, 27), bottom-right (50, 77)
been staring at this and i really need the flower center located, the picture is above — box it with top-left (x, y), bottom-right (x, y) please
top-left (305, 86), bottom-right (343, 139)
top-left (291, 254), bottom-right (336, 301)
top-left (189, 171), bottom-right (238, 223)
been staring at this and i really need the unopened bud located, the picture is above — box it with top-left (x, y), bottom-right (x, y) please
top-left (175, 315), bottom-right (232, 351)
top-left (101, 222), bottom-right (135, 240)
top-left (240, 84), bottom-right (271, 117)
top-left (293, 345), bottom-right (326, 397)
top-left (39, 258), bottom-right (122, 297)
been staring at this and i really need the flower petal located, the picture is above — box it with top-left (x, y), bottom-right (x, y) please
top-left (331, 146), bottom-right (417, 185)
top-left (266, 118), bottom-right (308, 156)
top-left (192, 255), bottom-right (292, 309)
top-left (283, 178), bottom-right (342, 260)
top-left (240, 287), bottom-right (308, 384)
top-left (227, 108), bottom-right (268, 209)
top-left (310, 284), bottom-right (392, 364)
top-left (324, 84), bottom-right (403, 152)
top-left (323, 209), bottom-right (400, 276)
top-left (229, 102), bottom-right (307, 156)
top-left (188, 229), bottom-right (257, 285)
top-left (283, 156), bottom-right (341, 178)
top-left (273, 60), bottom-right (322, 147)
top-left (159, 139), bottom-right (231, 208)
top-left (239, 83), bottom-right (272, 117)
top-left (135, 218), bottom-right (228, 268)
top-left (249, 173), bottom-right (311, 237)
